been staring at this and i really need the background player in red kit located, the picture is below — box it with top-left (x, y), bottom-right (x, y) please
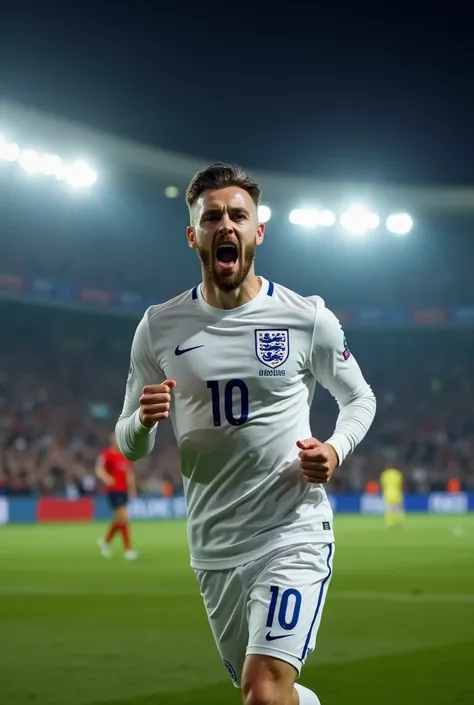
top-left (95, 433), bottom-right (138, 560)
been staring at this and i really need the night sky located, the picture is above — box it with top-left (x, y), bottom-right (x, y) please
top-left (1, 3), bottom-right (473, 186)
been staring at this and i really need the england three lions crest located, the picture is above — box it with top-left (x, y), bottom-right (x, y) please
top-left (255, 329), bottom-right (290, 369)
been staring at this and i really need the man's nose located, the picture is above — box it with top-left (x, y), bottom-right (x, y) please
top-left (218, 215), bottom-right (234, 234)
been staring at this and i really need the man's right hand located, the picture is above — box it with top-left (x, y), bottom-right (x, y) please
top-left (139, 380), bottom-right (176, 428)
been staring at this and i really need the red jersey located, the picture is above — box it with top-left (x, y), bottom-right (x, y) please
top-left (99, 447), bottom-right (132, 493)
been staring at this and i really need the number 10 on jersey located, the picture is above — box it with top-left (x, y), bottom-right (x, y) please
top-left (206, 380), bottom-right (249, 427)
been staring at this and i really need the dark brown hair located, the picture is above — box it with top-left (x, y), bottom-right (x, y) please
top-left (185, 162), bottom-right (261, 209)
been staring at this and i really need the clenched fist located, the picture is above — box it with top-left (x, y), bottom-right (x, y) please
top-left (139, 380), bottom-right (176, 428)
top-left (296, 438), bottom-right (339, 484)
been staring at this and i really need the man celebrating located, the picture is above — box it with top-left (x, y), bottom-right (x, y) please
top-left (116, 162), bottom-right (376, 705)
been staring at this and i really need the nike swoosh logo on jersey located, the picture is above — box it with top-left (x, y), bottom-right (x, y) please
top-left (174, 344), bottom-right (204, 356)
top-left (265, 631), bottom-right (295, 642)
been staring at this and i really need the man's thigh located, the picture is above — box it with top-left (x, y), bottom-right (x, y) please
top-left (194, 566), bottom-right (248, 687)
top-left (246, 543), bottom-right (334, 676)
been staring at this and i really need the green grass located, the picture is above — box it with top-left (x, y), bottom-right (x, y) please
top-left (1, 515), bottom-right (473, 705)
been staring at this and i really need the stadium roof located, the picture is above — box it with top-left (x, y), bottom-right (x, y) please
top-left (1, 98), bottom-right (474, 213)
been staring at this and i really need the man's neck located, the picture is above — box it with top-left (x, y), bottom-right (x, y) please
top-left (201, 272), bottom-right (262, 310)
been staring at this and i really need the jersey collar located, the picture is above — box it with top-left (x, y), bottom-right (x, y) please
top-left (191, 277), bottom-right (274, 316)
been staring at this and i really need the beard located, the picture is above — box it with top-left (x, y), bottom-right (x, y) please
top-left (197, 239), bottom-right (257, 292)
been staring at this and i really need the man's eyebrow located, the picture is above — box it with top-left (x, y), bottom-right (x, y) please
top-left (201, 205), bottom-right (250, 218)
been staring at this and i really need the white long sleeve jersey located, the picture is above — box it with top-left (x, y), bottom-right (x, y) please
top-left (116, 278), bottom-right (376, 570)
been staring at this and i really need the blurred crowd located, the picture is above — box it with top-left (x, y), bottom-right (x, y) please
top-left (0, 302), bottom-right (181, 499)
top-left (0, 355), bottom-right (181, 499)
top-left (319, 331), bottom-right (474, 494)
top-left (1, 300), bottom-right (473, 498)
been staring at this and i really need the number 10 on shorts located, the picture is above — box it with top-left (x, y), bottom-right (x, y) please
top-left (266, 586), bottom-right (302, 631)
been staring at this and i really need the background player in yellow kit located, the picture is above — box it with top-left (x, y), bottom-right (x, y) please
top-left (380, 463), bottom-right (404, 526)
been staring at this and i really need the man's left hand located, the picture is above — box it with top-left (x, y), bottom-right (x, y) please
top-left (296, 438), bottom-right (339, 484)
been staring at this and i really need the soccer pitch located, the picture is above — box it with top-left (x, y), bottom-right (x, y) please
top-left (1, 515), bottom-right (473, 705)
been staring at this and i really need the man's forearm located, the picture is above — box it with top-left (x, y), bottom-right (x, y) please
top-left (325, 388), bottom-right (376, 466)
top-left (115, 408), bottom-right (158, 461)
top-left (127, 473), bottom-right (137, 497)
top-left (96, 467), bottom-right (114, 485)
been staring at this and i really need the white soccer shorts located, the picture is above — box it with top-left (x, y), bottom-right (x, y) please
top-left (194, 542), bottom-right (334, 687)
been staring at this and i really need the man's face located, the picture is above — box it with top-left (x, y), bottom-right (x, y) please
top-left (187, 186), bottom-right (264, 292)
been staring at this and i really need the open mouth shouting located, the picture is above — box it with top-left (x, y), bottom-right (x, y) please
top-left (215, 243), bottom-right (239, 271)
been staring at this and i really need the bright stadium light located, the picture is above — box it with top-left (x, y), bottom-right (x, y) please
top-left (0, 129), bottom-right (98, 189)
top-left (64, 160), bottom-right (98, 189)
top-left (290, 209), bottom-right (316, 227)
top-left (340, 205), bottom-right (380, 235)
top-left (19, 149), bottom-right (43, 174)
top-left (258, 205), bottom-right (271, 223)
top-left (386, 212), bottom-right (413, 235)
top-left (164, 185), bottom-right (179, 198)
top-left (0, 137), bottom-right (20, 162)
top-left (289, 208), bottom-right (335, 229)
top-left (320, 209), bottom-right (336, 227)
top-left (41, 154), bottom-right (63, 176)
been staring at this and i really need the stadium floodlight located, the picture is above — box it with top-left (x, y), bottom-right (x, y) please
top-left (386, 212), bottom-right (413, 235)
top-left (64, 160), bottom-right (98, 189)
top-left (164, 185), bottom-right (179, 198)
top-left (258, 205), bottom-right (271, 223)
top-left (19, 149), bottom-right (42, 174)
top-left (0, 130), bottom-right (97, 189)
top-left (0, 137), bottom-right (20, 162)
top-left (42, 154), bottom-right (63, 176)
top-left (289, 208), bottom-right (336, 229)
top-left (319, 209), bottom-right (336, 227)
top-left (339, 205), bottom-right (380, 235)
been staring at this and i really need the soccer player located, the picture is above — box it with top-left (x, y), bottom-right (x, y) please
top-left (96, 433), bottom-right (138, 560)
top-left (116, 163), bottom-right (376, 705)
top-left (380, 463), bottom-right (404, 527)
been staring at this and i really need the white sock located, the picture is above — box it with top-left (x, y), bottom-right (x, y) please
top-left (294, 683), bottom-right (321, 704)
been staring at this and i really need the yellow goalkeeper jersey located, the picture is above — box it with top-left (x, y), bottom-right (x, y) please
top-left (380, 468), bottom-right (403, 498)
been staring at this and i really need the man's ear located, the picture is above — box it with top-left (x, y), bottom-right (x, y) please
top-left (256, 222), bottom-right (265, 246)
top-left (187, 226), bottom-right (197, 250)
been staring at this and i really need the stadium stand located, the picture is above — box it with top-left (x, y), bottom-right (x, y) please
top-left (0, 301), bottom-right (472, 497)
top-left (0, 101), bottom-right (473, 499)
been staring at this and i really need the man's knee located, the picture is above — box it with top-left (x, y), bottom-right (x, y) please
top-left (114, 507), bottom-right (128, 524)
top-left (241, 654), bottom-right (296, 705)
top-left (243, 681), bottom-right (279, 705)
